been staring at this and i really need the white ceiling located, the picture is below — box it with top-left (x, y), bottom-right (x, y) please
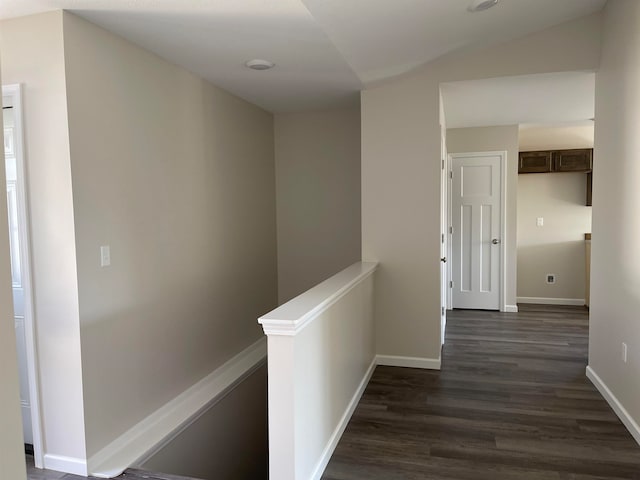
top-left (0, 0), bottom-right (607, 112)
top-left (441, 72), bottom-right (596, 129)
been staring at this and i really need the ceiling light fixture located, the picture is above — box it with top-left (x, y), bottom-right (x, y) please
top-left (245, 59), bottom-right (275, 71)
top-left (468, 0), bottom-right (499, 12)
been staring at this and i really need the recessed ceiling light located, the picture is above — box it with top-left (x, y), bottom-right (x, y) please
top-left (245, 59), bottom-right (275, 71)
top-left (468, 0), bottom-right (499, 12)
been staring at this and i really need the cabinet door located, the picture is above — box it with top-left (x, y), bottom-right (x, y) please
top-left (553, 149), bottom-right (593, 172)
top-left (519, 151), bottom-right (552, 173)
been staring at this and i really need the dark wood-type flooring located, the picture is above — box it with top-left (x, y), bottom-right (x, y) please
top-left (25, 455), bottom-right (202, 480)
top-left (323, 304), bottom-right (640, 480)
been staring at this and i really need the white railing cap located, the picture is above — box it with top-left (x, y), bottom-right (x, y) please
top-left (258, 261), bottom-right (378, 336)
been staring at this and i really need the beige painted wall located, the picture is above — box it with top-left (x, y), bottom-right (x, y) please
top-left (61, 12), bottom-right (277, 459)
top-left (519, 123), bottom-right (594, 151)
top-left (0, 53), bottom-right (27, 480)
top-left (447, 126), bottom-right (519, 308)
top-left (590, 0), bottom-right (640, 429)
top-left (517, 125), bottom-right (593, 301)
top-left (275, 108), bottom-right (361, 303)
top-left (0, 11), bottom-right (88, 465)
top-left (141, 365), bottom-right (267, 479)
top-left (517, 173), bottom-right (591, 300)
top-left (362, 13), bottom-right (602, 361)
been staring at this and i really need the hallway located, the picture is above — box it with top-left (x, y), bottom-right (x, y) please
top-left (322, 305), bottom-right (640, 479)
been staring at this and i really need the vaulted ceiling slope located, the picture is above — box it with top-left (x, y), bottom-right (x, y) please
top-left (0, 0), bottom-right (607, 112)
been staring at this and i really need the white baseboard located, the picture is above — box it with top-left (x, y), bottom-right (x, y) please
top-left (517, 297), bottom-right (585, 306)
top-left (88, 338), bottom-right (267, 478)
top-left (586, 366), bottom-right (640, 446)
top-left (376, 354), bottom-right (441, 370)
top-left (503, 305), bottom-right (519, 313)
top-left (43, 454), bottom-right (88, 476)
top-left (310, 357), bottom-right (377, 480)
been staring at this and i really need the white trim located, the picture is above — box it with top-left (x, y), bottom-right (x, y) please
top-left (440, 125), bottom-right (448, 346)
top-left (310, 357), bottom-right (377, 480)
top-left (376, 354), bottom-right (441, 370)
top-left (500, 151), bottom-right (508, 313)
top-left (88, 338), bottom-right (267, 478)
top-left (3, 84), bottom-right (44, 467)
top-left (586, 366), bottom-right (640, 446)
top-left (447, 159), bottom-right (453, 311)
top-left (504, 305), bottom-right (519, 313)
top-left (43, 454), bottom-right (88, 476)
top-left (259, 262), bottom-right (378, 336)
top-left (517, 297), bottom-right (585, 306)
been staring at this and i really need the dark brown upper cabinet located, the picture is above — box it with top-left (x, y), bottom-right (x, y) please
top-left (519, 151), bottom-right (553, 173)
top-left (553, 149), bottom-right (593, 172)
top-left (519, 148), bottom-right (593, 174)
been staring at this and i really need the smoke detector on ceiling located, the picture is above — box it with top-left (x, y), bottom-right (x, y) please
top-left (468, 0), bottom-right (499, 12)
top-left (245, 59), bottom-right (275, 71)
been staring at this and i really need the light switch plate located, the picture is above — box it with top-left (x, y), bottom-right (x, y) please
top-left (537, 217), bottom-right (544, 227)
top-left (100, 245), bottom-right (111, 267)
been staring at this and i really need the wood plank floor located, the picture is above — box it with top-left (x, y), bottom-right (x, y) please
top-left (322, 305), bottom-right (640, 480)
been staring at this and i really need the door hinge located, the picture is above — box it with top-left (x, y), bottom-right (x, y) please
top-left (449, 280), bottom-right (454, 288)
top-left (449, 226), bottom-right (453, 234)
top-left (442, 159), bottom-right (445, 169)
top-left (449, 171), bottom-right (453, 179)
top-left (441, 233), bottom-right (445, 244)
top-left (441, 306), bottom-right (445, 316)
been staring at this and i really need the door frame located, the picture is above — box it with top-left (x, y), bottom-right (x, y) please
top-left (440, 126), bottom-right (448, 346)
top-left (447, 151), bottom-right (508, 312)
top-left (3, 83), bottom-right (44, 467)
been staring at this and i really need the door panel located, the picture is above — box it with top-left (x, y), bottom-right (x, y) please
top-left (452, 153), bottom-right (502, 310)
top-left (4, 105), bottom-right (32, 444)
top-left (480, 204), bottom-right (492, 292)
top-left (461, 204), bottom-right (472, 292)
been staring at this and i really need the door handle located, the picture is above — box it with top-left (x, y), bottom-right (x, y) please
top-left (441, 257), bottom-right (447, 263)
top-left (492, 238), bottom-right (501, 245)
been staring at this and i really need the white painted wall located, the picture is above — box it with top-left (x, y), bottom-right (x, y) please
top-left (361, 13), bottom-right (602, 362)
top-left (589, 0), bottom-right (640, 437)
top-left (275, 108), bottom-right (361, 304)
top-left (141, 364), bottom-right (267, 479)
top-left (61, 12), bottom-right (278, 461)
top-left (0, 11), bottom-right (88, 469)
top-left (260, 262), bottom-right (377, 480)
top-left (517, 173), bottom-right (591, 301)
top-left (0, 52), bottom-right (27, 480)
top-left (446, 126), bottom-right (519, 309)
top-left (519, 122), bottom-right (594, 151)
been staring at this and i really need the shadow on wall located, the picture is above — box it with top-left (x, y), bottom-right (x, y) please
top-left (517, 241), bottom-right (586, 300)
top-left (140, 365), bottom-right (268, 480)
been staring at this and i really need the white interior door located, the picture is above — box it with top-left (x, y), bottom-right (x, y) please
top-left (451, 152), bottom-right (503, 310)
top-left (4, 99), bottom-right (32, 444)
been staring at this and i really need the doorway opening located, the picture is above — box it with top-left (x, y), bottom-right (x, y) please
top-left (439, 71), bottom-right (595, 336)
top-left (3, 84), bottom-right (44, 468)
